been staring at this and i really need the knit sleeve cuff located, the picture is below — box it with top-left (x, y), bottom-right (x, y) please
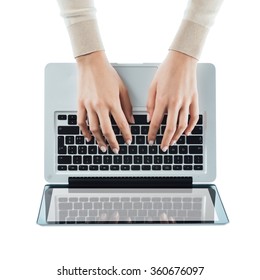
top-left (169, 19), bottom-right (209, 60)
top-left (67, 20), bottom-right (104, 58)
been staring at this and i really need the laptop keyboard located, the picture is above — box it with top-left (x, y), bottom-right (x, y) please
top-left (56, 113), bottom-right (203, 172)
top-left (57, 195), bottom-right (204, 223)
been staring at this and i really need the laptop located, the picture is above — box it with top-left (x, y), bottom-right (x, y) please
top-left (37, 63), bottom-right (228, 225)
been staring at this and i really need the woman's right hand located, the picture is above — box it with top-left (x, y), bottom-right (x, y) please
top-left (76, 51), bottom-right (134, 154)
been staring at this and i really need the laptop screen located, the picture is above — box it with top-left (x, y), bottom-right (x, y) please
top-left (37, 185), bottom-right (228, 225)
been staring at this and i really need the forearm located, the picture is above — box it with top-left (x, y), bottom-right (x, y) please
top-left (57, 0), bottom-right (104, 57)
top-left (170, 0), bottom-right (224, 59)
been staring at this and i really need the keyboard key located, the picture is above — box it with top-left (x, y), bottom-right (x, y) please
top-left (104, 156), bottom-right (112, 164)
top-left (121, 165), bottom-right (130, 170)
top-left (93, 156), bottom-right (102, 164)
top-left (139, 145), bottom-right (147, 154)
top-left (141, 126), bottom-right (149, 134)
top-left (131, 165), bottom-right (141, 170)
top-left (58, 114), bottom-right (67, 120)
top-left (69, 165), bottom-right (77, 171)
top-left (177, 136), bottom-right (185, 144)
top-left (78, 145), bottom-right (87, 154)
top-left (79, 165), bottom-right (88, 170)
top-left (68, 146), bottom-right (77, 154)
top-left (129, 146), bottom-right (137, 154)
top-left (58, 165), bottom-right (67, 171)
top-left (110, 165), bottom-right (119, 170)
top-left (58, 126), bottom-right (79, 135)
top-left (179, 145), bottom-right (188, 154)
top-left (189, 146), bottom-right (203, 154)
top-left (136, 136), bottom-right (145, 144)
top-left (163, 165), bottom-right (172, 170)
top-left (184, 155), bottom-right (193, 164)
top-left (194, 155), bottom-right (203, 164)
top-left (58, 146), bottom-right (67, 154)
top-left (194, 165), bottom-right (203, 170)
top-left (89, 165), bottom-right (98, 170)
top-left (154, 156), bottom-right (162, 164)
top-left (112, 126), bottom-right (120, 134)
top-left (197, 115), bottom-right (203, 125)
top-left (73, 156), bottom-right (82, 164)
top-left (100, 165), bottom-right (109, 170)
top-left (164, 156), bottom-right (173, 164)
top-left (134, 156), bottom-right (142, 164)
top-left (65, 136), bottom-right (74, 145)
top-left (173, 165), bottom-right (182, 170)
top-left (169, 145), bottom-right (177, 154)
top-left (174, 155), bottom-right (183, 164)
top-left (187, 136), bottom-right (203, 144)
top-left (83, 156), bottom-right (92, 164)
top-left (113, 155), bottom-right (122, 164)
top-left (58, 156), bottom-right (71, 164)
top-left (131, 126), bottom-right (140, 134)
top-left (88, 146), bottom-right (97, 154)
top-left (76, 136), bottom-right (85, 144)
top-left (142, 165), bottom-right (151, 170)
top-left (116, 136), bottom-right (125, 144)
top-left (123, 156), bottom-right (132, 164)
top-left (184, 165), bottom-right (192, 170)
top-left (119, 146), bottom-right (127, 154)
top-left (152, 165), bottom-right (161, 170)
top-left (134, 114), bottom-right (147, 124)
top-left (149, 146), bottom-right (157, 154)
top-left (144, 155), bottom-right (152, 164)
top-left (68, 115), bottom-right (77, 125)
top-left (192, 126), bottom-right (203, 135)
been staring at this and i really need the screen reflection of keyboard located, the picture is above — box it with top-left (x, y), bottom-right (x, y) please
top-left (57, 196), bottom-right (203, 223)
top-left (57, 114), bottom-right (204, 172)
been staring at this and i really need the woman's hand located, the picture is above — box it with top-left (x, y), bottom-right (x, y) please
top-left (76, 51), bottom-right (134, 154)
top-left (147, 50), bottom-right (199, 151)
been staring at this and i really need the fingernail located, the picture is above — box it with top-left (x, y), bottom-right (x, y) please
top-left (86, 138), bottom-right (90, 143)
top-left (126, 139), bottom-right (132, 145)
top-left (147, 113), bottom-right (150, 123)
top-left (186, 131), bottom-right (191, 136)
top-left (100, 146), bottom-right (107, 153)
top-left (162, 146), bottom-right (168, 152)
top-left (170, 140), bottom-right (176, 146)
top-left (149, 140), bottom-right (154, 145)
top-left (112, 148), bottom-right (119, 154)
top-left (130, 115), bottom-right (135, 124)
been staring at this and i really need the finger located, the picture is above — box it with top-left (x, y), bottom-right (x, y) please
top-left (77, 103), bottom-right (92, 142)
top-left (146, 80), bottom-right (157, 123)
top-left (160, 107), bottom-right (179, 151)
top-left (185, 97), bottom-right (199, 135)
top-left (97, 109), bottom-right (119, 153)
top-left (111, 106), bottom-right (132, 146)
top-left (170, 106), bottom-right (189, 145)
top-left (147, 99), bottom-right (165, 145)
top-left (87, 108), bottom-right (107, 151)
top-left (119, 85), bottom-right (135, 124)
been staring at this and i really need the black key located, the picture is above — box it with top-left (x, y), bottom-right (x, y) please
top-left (121, 165), bottom-right (130, 170)
top-left (65, 136), bottom-right (74, 145)
top-left (119, 146), bottom-right (127, 154)
top-left (179, 145), bottom-right (188, 154)
top-left (134, 156), bottom-right (142, 164)
top-left (184, 155), bottom-right (193, 164)
top-left (123, 156), bottom-right (132, 164)
top-left (58, 145), bottom-right (67, 154)
top-left (93, 156), bottom-right (102, 164)
top-left (197, 115), bottom-right (203, 125)
top-left (187, 136), bottom-right (203, 144)
top-left (189, 146), bottom-right (203, 154)
top-left (144, 155), bottom-right (152, 164)
top-left (184, 165), bottom-right (192, 170)
top-left (104, 156), bottom-right (112, 164)
top-left (88, 146), bottom-right (97, 154)
top-left (152, 165), bottom-right (161, 170)
top-left (192, 126), bottom-right (203, 135)
top-left (136, 136), bottom-right (145, 144)
top-left (163, 165), bottom-right (172, 170)
top-left (78, 145), bottom-right (87, 154)
top-left (173, 165), bottom-right (182, 170)
top-left (116, 136), bottom-right (125, 144)
top-left (142, 165), bottom-right (151, 170)
top-left (68, 146), bottom-right (77, 154)
top-left (174, 155), bottom-right (183, 164)
top-left (129, 146), bottom-right (137, 154)
top-left (76, 136), bottom-right (85, 144)
top-left (79, 166), bottom-right (88, 170)
top-left (154, 156), bottom-right (162, 164)
top-left (110, 165), bottom-right (119, 170)
top-left (58, 156), bottom-right (71, 164)
top-left (131, 165), bottom-right (141, 170)
top-left (100, 165), bottom-right (109, 170)
top-left (113, 155), bottom-right (122, 164)
top-left (73, 156), bottom-right (82, 164)
top-left (131, 126), bottom-right (140, 135)
top-left (169, 146), bottom-right (177, 154)
top-left (139, 145), bottom-right (147, 154)
top-left (156, 136), bottom-right (163, 145)
top-left (90, 165), bottom-right (98, 170)
top-left (58, 136), bottom-right (64, 146)
top-left (194, 165), bottom-right (203, 170)
top-left (141, 126), bottom-right (149, 134)
top-left (68, 114), bottom-right (77, 125)
top-left (164, 156), bottom-right (173, 164)
top-left (69, 165), bottom-right (77, 170)
top-left (83, 156), bottom-right (92, 164)
top-left (149, 146), bottom-right (157, 154)
top-left (194, 155), bottom-right (203, 164)
top-left (58, 126), bottom-right (79, 135)
top-left (134, 115), bottom-right (147, 124)
top-left (58, 114), bottom-right (67, 120)
top-left (58, 165), bottom-right (67, 171)
top-left (159, 147), bottom-right (168, 154)
top-left (98, 147), bottom-right (107, 154)
top-left (177, 136), bottom-right (185, 144)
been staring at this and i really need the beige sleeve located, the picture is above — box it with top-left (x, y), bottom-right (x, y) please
top-left (57, 0), bottom-right (104, 57)
top-left (170, 0), bottom-right (224, 59)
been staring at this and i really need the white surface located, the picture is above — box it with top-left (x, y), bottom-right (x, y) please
top-left (0, 0), bottom-right (259, 279)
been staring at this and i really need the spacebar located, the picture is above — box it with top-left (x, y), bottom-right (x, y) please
top-left (58, 126), bottom-right (79, 134)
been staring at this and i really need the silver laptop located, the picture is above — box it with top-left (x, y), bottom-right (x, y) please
top-left (37, 63), bottom-right (228, 225)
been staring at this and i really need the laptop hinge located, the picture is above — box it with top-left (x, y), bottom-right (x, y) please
top-left (68, 177), bottom-right (193, 188)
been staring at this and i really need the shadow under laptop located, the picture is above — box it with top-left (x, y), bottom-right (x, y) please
top-left (37, 185), bottom-right (228, 225)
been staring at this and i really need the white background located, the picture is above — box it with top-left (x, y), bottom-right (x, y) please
top-left (1, 0), bottom-right (259, 279)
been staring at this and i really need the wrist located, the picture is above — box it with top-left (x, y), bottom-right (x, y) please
top-left (168, 50), bottom-right (198, 65)
top-left (76, 51), bottom-right (108, 68)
